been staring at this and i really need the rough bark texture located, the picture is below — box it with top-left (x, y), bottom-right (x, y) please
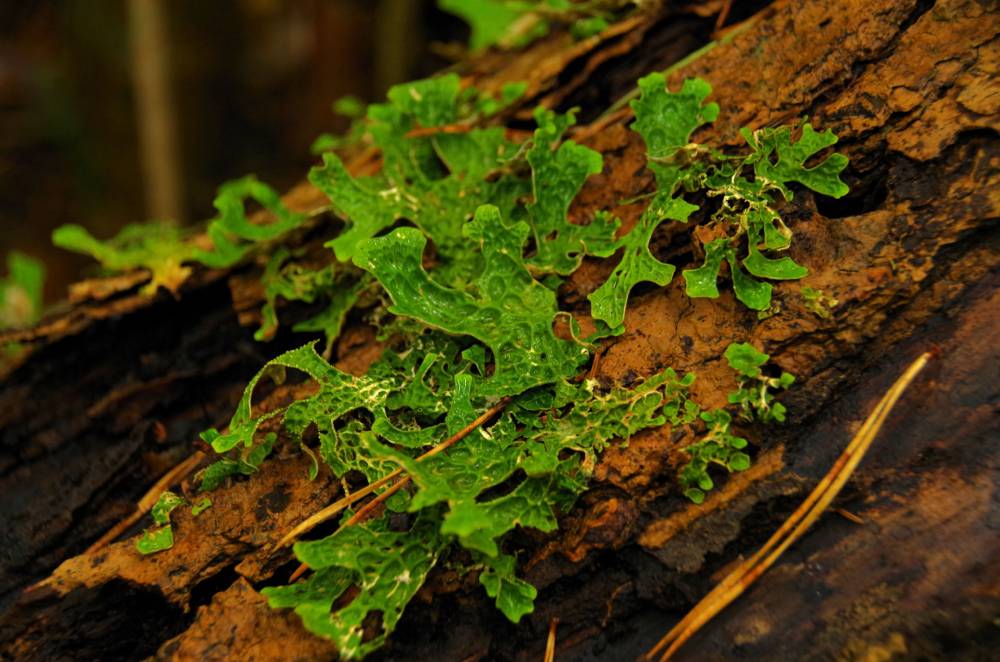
top-left (2, 0), bottom-right (998, 660)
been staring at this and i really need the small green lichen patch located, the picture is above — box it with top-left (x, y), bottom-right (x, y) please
top-left (629, 74), bottom-right (719, 189)
top-left (683, 237), bottom-right (775, 311)
top-left (588, 194), bottom-right (695, 327)
top-left (678, 342), bottom-right (795, 503)
top-left (198, 434), bottom-right (276, 491)
top-left (525, 107), bottom-right (619, 275)
top-left (255, 248), bottom-right (365, 354)
top-left (136, 491), bottom-right (186, 555)
top-left (191, 497), bottom-right (212, 517)
top-left (725, 342), bottom-right (795, 423)
top-left (196, 176), bottom-right (307, 269)
top-left (0, 251), bottom-right (45, 330)
top-left (438, 0), bottom-right (631, 51)
top-left (741, 124), bottom-right (850, 200)
top-left (479, 551), bottom-right (538, 622)
top-left (802, 286), bottom-right (839, 319)
top-left (53, 223), bottom-right (195, 295)
top-left (678, 409), bottom-right (750, 504)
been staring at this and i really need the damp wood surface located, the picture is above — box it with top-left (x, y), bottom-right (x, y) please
top-left (1, 0), bottom-right (998, 660)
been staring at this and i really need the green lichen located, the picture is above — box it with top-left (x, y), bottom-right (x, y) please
top-left (353, 206), bottom-right (588, 398)
top-left (255, 247), bottom-right (365, 354)
top-left (725, 341), bottom-right (795, 424)
top-left (478, 551), bottom-right (538, 621)
top-left (310, 73), bottom-right (528, 288)
top-left (52, 222), bottom-right (195, 295)
top-left (438, 0), bottom-right (531, 50)
top-left (589, 73), bottom-right (848, 323)
top-left (52, 66), bottom-right (847, 658)
top-left (677, 342), bottom-right (796, 504)
top-left (136, 490), bottom-right (186, 555)
top-left (1, 251), bottom-right (45, 331)
top-left (264, 512), bottom-right (446, 659)
top-left (802, 286), bottom-right (839, 319)
top-left (678, 408), bottom-right (750, 505)
top-left (524, 107), bottom-right (619, 275)
top-left (191, 497), bottom-right (212, 517)
top-left (53, 176), bottom-right (305, 295)
top-left (439, 0), bottom-right (630, 51)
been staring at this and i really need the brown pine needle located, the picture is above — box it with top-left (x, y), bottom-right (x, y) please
top-left (288, 559), bottom-right (310, 583)
top-left (273, 469), bottom-right (403, 550)
top-left (344, 475), bottom-right (411, 527)
top-left (414, 396), bottom-right (512, 462)
top-left (835, 507), bottom-right (866, 525)
top-left (86, 450), bottom-right (205, 554)
top-left (280, 397), bottom-right (511, 580)
top-left (544, 617), bottom-right (559, 662)
top-left (714, 0), bottom-right (734, 33)
top-left (644, 351), bottom-right (931, 662)
top-left (405, 123), bottom-right (474, 138)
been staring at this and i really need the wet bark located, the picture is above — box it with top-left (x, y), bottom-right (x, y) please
top-left (1, 0), bottom-right (998, 660)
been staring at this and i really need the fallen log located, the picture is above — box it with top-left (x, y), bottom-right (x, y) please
top-left (1, 0), bottom-right (997, 660)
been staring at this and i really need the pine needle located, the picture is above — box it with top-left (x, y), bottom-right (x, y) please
top-left (280, 397), bottom-right (511, 580)
top-left (86, 450), bottom-right (205, 554)
top-left (714, 0), bottom-right (734, 33)
top-left (544, 617), bottom-right (559, 662)
top-left (644, 351), bottom-right (931, 661)
top-left (273, 469), bottom-right (403, 550)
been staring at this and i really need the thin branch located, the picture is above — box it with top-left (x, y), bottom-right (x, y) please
top-left (644, 351), bottom-right (931, 661)
top-left (288, 558), bottom-right (310, 583)
top-left (834, 507), bottom-right (866, 525)
top-left (405, 123), bottom-right (474, 138)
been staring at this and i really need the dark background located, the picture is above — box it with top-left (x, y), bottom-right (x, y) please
top-left (0, 0), bottom-right (466, 301)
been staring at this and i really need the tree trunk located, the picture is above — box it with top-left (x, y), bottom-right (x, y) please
top-left (2, 0), bottom-right (998, 660)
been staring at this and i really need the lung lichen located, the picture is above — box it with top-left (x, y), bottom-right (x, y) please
top-left (53, 65), bottom-right (844, 658)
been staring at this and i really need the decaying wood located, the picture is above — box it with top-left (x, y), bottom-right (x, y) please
top-left (1, 0), bottom-right (997, 660)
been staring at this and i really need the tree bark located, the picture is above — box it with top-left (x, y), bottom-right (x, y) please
top-left (1, 0), bottom-right (998, 660)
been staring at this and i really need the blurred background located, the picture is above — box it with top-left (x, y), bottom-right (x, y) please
top-left (0, 0), bottom-right (467, 302)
